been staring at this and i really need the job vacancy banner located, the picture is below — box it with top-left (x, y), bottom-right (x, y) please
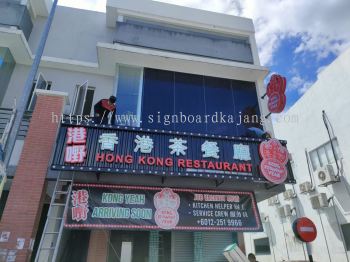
top-left (51, 123), bottom-right (295, 183)
top-left (65, 184), bottom-right (262, 232)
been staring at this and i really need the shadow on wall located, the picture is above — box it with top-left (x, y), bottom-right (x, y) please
top-left (330, 174), bottom-right (350, 213)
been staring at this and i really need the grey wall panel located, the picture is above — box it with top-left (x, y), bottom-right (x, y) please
top-left (114, 19), bottom-right (254, 64)
top-left (0, 1), bottom-right (33, 39)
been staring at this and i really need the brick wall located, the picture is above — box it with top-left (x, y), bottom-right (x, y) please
top-left (0, 92), bottom-right (66, 261)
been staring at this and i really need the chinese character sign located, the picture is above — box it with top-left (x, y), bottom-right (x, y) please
top-left (266, 74), bottom-right (287, 114)
top-left (65, 127), bottom-right (87, 164)
top-left (65, 184), bottom-right (262, 232)
top-left (259, 138), bottom-right (289, 184)
top-left (99, 133), bottom-right (119, 151)
top-left (233, 144), bottom-right (251, 161)
top-left (71, 189), bottom-right (89, 222)
top-left (52, 124), bottom-right (295, 184)
top-left (134, 135), bottom-right (154, 153)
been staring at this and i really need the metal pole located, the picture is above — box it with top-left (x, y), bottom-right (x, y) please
top-left (3, 0), bottom-right (59, 167)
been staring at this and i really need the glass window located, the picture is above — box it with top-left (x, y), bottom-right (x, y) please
top-left (309, 139), bottom-right (341, 171)
top-left (317, 147), bottom-right (328, 167)
top-left (141, 68), bottom-right (260, 136)
top-left (204, 76), bottom-right (235, 135)
top-left (232, 81), bottom-right (261, 136)
top-left (71, 82), bottom-right (94, 116)
top-left (82, 88), bottom-right (95, 116)
top-left (116, 65), bottom-right (143, 126)
top-left (341, 224), bottom-right (350, 251)
top-left (0, 48), bottom-right (15, 106)
top-left (174, 72), bottom-right (206, 133)
top-left (142, 68), bottom-right (175, 130)
top-left (310, 150), bottom-right (320, 171)
top-left (254, 237), bottom-right (271, 255)
top-left (27, 73), bottom-right (52, 111)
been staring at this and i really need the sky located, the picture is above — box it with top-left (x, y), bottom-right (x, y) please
top-left (59, 0), bottom-right (350, 109)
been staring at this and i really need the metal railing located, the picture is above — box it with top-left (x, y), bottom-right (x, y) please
top-left (0, 106), bottom-right (32, 145)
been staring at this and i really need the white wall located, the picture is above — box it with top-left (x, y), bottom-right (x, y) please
top-left (28, 6), bottom-right (115, 63)
top-left (244, 48), bottom-right (350, 262)
top-left (1, 64), bottom-right (115, 113)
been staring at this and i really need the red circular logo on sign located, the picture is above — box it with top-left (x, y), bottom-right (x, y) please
top-left (294, 217), bottom-right (317, 242)
top-left (154, 208), bottom-right (179, 229)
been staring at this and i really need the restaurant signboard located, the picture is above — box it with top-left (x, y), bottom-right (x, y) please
top-left (51, 123), bottom-right (295, 183)
top-left (65, 184), bottom-right (262, 232)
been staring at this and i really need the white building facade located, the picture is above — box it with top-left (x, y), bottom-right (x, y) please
top-left (244, 48), bottom-right (350, 262)
top-left (0, 0), bottom-right (298, 261)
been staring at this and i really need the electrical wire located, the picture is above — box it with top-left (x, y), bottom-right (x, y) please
top-left (330, 197), bottom-right (350, 262)
top-left (305, 149), bottom-right (315, 189)
top-left (322, 110), bottom-right (350, 197)
top-left (291, 184), bottom-right (307, 261)
top-left (317, 209), bottom-right (332, 262)
top-left (322, 111), bottom-right (340, 175)
top-left (281, 221), bottom-right (290, 261)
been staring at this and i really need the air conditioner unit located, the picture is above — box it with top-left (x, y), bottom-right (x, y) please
top-left (310, 193), bottom-right (329, 209)
top-left (278, 204), bottom-right (292, 218)
top-left (268, 195), bottom-right (280, 206)
top-left (299, 181), bottom-right (314, 194)
top-left (317, 164), bottom-right (338, 187)
top-left (283, 189), bottom-right (296, 200)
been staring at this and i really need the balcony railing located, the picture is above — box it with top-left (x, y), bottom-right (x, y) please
top-left (0, 107), bottom-right (32, 142)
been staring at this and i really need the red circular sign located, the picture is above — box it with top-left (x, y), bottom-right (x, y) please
top-left (154, 207), bottom-right (179, 229)
top-left (294, 217), bottom-right (317, 242)
top-left (260, 159), bottom-right (287, 184)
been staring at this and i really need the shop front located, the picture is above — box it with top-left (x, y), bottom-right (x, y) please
top-left (32, 121), bottom-right (295, 262)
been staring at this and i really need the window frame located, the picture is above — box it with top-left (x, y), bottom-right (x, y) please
top-left (71, 81), bottom-right (95, 116)
top-left (342, 223), bottom-right (350, 251)
top-left (27, 72), bottom-right (52, 111)
top-left (309, 138), bottom-right (341, 171)
top-left (114, 64), bottom-right (144, 127)
top-left (253, 237), bottom-right (271, 255)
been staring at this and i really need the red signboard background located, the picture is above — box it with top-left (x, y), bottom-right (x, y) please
top-left (267, 74), bottom-right (287, 113)
top-left (259, 139), bottom-right (289, 184)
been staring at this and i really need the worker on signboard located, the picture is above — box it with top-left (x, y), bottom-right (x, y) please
top-left (248, 253), bottom-right (258, 262)
top-left (94, 95), bottom-right (116, 125)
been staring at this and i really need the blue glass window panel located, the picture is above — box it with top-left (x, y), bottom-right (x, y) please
top-left (142, 68), bottom-right (175, 130)
top-left (232, 81), bottom-right (261, 136)
top-left (116, 66), bottom-right (142, 126)
top-left (174, 72), bottom-right (206, 133)
top-left (204, 76), bottom-right (235, 136)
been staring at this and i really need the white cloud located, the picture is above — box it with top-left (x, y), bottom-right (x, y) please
top-left (59, 0), bottom-right (350, 66)
top-left (288, 74), bottom-right (313, 95)
top-left (157, 0), bottom-right (350, 65)
top-left (59, 0), bottom-right (106, 12)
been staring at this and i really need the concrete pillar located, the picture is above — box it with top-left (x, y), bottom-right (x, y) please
top-left (87, 230), bottom-right (109, 262)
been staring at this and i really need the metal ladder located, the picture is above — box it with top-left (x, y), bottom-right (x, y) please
top-left (35, 172), bottom-right (74, 262)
